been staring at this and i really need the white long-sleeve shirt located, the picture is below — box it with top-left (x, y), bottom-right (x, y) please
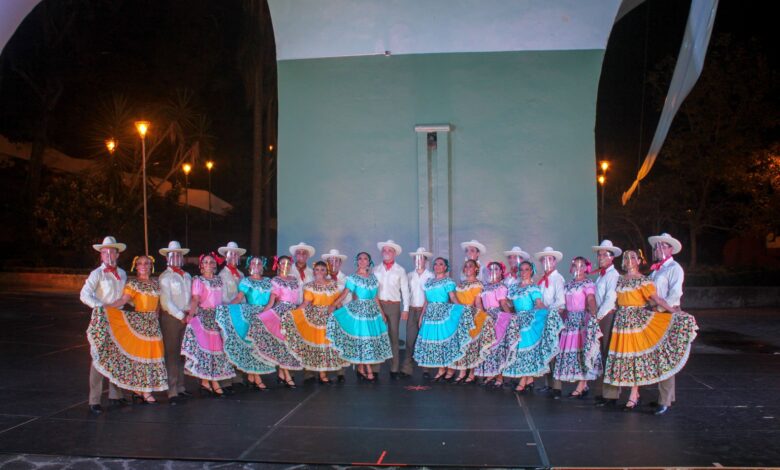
top-left (538, 270), bottom-right (565, 311)
top-left (159, 268), bottom-right (192, 320)
top-left (408, 269), bottom-right (434, 308)
top-left (650, 257), bottom-right (684, 308)
top-left (374, 262), bottom-right (411, 312)
top-left (79, 264), bottom-right (127, 309)
top-left (292, 264), bottom-right (313, 303)
top-left (594, 264), bottom-right (619, 320)
top-left (219, 266), bottom-right (244, 303)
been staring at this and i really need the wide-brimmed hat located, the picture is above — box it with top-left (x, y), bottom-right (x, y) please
top-left (460, 240), bottom-right (487, 254)
top-left (591, 239), bottom-right (622, 257)
top-left (648, 233), bottom-right (682, 254)
top-left (321, 248), bottom-right (347, 261)
top-left (289, 242), bottom-right (315, 257)
top-left (377, 240), bottom-right (402, 256)
top-left (409, 247), bottom-right (433, 258)
top-left (534, 246), bottom-right (563, 262)
top-left (504, 246), bottom-right (530, 259)
top-left (218, 241), bottom-right (247, 257)
top-left (159, 240), bottom-right (190, 256)
top-left (93, 236), bottom-right (126, 253)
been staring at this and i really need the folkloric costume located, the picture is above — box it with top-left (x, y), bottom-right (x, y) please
top-left (553, 277), bottom-right (602, 382)
top-left (474, 281), bottom-right (521, 377)
top-left (181, 272), bottom-right (236, 381)
top-left (87, 276), bottom-right (169, 393)
top-left (282, 281), bottom-right (350, 371)
top-left (648, 233), bottom-right (696, 408)
top-left (218, 241), bottom-right (246, 303)
top-left (158, 240), bottom-right (192, 398)
top-left (216, 262), bottom-right (277, 376)
top-left (603, 275), bottom-right (697, 387)
top-left (289, 242), bottom-right (315, 303)
top-left (80, 236), bottom-right (129, 406)
top-left (591, 240), bottom-right (622, 401)
top-left (326, 273), bottom-right (393, 364)
top-left (373, 240), bottom-right (411, 373)
top-left (245, 274), bottom-right (303, 370)
top-left (413, 277), bottom-right (475, 367)
top-left (403, 247), bottom-right (434, 375)
top-left (535, 246), bottom-right (566, 390)
top-left (450, 280), bottom-right (496, 370)
top-left (503, 282), bottom-right (563, 378)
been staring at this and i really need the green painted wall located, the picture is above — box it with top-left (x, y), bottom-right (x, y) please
top-left (277, 50), bottom-right (603, 268)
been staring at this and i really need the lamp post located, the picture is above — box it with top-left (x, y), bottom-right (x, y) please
top-left (182, 162), bottom-right (192, 248)
top-left (134, 121), bottom-right (150, 255)
top-left (105, 138), bottom-right (117, 155)
top-left (598, 160), bottom-right (610, 212)
top-left (205, 160), bottom-right (214, 233)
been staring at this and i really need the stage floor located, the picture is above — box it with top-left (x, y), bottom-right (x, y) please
top-left (0, 291), bottom-right (778, 468)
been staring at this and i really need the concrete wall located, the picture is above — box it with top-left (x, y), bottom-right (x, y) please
top-left (276, 50), bottom-right (603, 270)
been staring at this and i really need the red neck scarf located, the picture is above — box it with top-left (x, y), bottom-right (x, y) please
top-left (650, 257), bottom-right (672, 272)
top-left (383, 261), bottom-right (394, 270)
top-left (598, 265), bottom-right (612, 276)
top-left (226, 264), bottom-right (241, 279)
top-left (171, 267), bottom-right (185, 276)
top-left (296, 264), bottom-right (307, 281)
top-left (103, 265), bottom-right (120, 280)
top-left (537, 271), bottom-right (552, 288)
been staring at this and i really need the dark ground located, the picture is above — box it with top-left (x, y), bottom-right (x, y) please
top-left (0, 291), bottom-right (778, 469)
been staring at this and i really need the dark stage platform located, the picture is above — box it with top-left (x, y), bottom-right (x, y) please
top-left (0, 291), bottom-right (779, 468)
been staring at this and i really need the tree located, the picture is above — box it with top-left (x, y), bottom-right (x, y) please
top-left (630, 35), bottom-right (778, 267)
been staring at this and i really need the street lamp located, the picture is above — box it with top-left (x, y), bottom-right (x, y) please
top-left (105, 138), bottom-right (117, 155)
top-left (182, 162), bottom-right (192, 248)
top-left (205, 160), bottom-right (214, 233)
top-left (134, 120), bottom-right (151, 255)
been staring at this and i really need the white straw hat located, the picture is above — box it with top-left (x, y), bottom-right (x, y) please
top-left (591, 240), bottom-right (622, 257)
top-left (534, 246), bottom-right (563, 262)
top-left (159, 240), bottom-right (190, 256)
top-left (289, 242), bottom-right (316, 257)
top-left (321, 248), bottom-right (347, 261)
top-left (504, 246), bottom-right (530, 259)
top-left (648, 233), bottom-right (682, 254)
top-left (408, 247), bottom-right (433, 258)
top-left (218, 241), bottom-right (247, 257)
top-left (377, 240), bottom-right (402, 256)
top-left (460, 240), bottom-right (487, 254)
top-left (93, 236), bottom-right (126, 253)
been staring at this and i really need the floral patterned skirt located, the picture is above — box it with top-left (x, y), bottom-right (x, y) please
top-left (604, 306), bottom-right (698, 386)
top-left (215, 305), bottom-right (276, 375)
top-left (87, 306), bottom-right (168, 392)
top-left (282, 304), bottom-right (350, 371)
top-left (474, 309), bottom-right (521, 377)
top-left (503, 308), bottom-right (564, 378)
top-left (326, 299), bottom-right (392, 365)
top-left (413, 302), bottom-right (475, 368)
top-left (553, 310), bottom-right (602, 382)
top-left (451, 308), bottom-right (497, 370)
top-left (181, 306), bottom-right (236, 381)
top-left (244, 303), bottom-right (302, 370)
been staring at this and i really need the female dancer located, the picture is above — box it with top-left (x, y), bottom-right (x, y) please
top-left (216, 256), bottom-right (276, 390)
top-left (474, 262), bottom-right (521, 388)
top-left (413, 258), bottom-right (475, 381)
top-left (250, 255), bottom-right (304, 388)
top-left (553, 257), bottom-right (602, 397)
top-left (89, 254), bottom-right (168, 403)
top-left (449, 259), bottom-right (496, 383)
top-left (603, 250), bottom-right (698, 410)
top-left (283, 261), bottom-right (350, 383)
top-left (182, 253), bottom-right (236, 397)
top-left (326, 252), bottom-right (393, 382)
top-left (503, 261), bottom-right (564, 393)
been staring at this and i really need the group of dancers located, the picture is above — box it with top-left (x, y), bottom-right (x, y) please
top-left (80, 234), bottom-right (697, 416)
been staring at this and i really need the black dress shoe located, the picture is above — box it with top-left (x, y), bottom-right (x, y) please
top-left (398, 372), bottom-right (411, 378)
top-left (89, 404), bottom-right (103, 414)
top-left (337, 374), bottom-right (345, 383)
top-left (222, 386), bottom-right (235, 395)
top-left (422, 372), bottom-right (431, 380)
top-left (304, 376), bottom-right (316, 384)
top-left (389, 372), bottom-right (399, 380)
top-left (551, 389), bottom-right (562, 400)
top-left (108, 398), bottom-right (129, 407)
top-left (178, 391), bottom-right (193, 399)
top-left (537, 385), bottom-right (553, 393)
top-left (595, 398), bottom-right (617, 407)
top-left (653, 405), bottom-right (670, 415)
top-left (169, 397), bottom-right (181, 406)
